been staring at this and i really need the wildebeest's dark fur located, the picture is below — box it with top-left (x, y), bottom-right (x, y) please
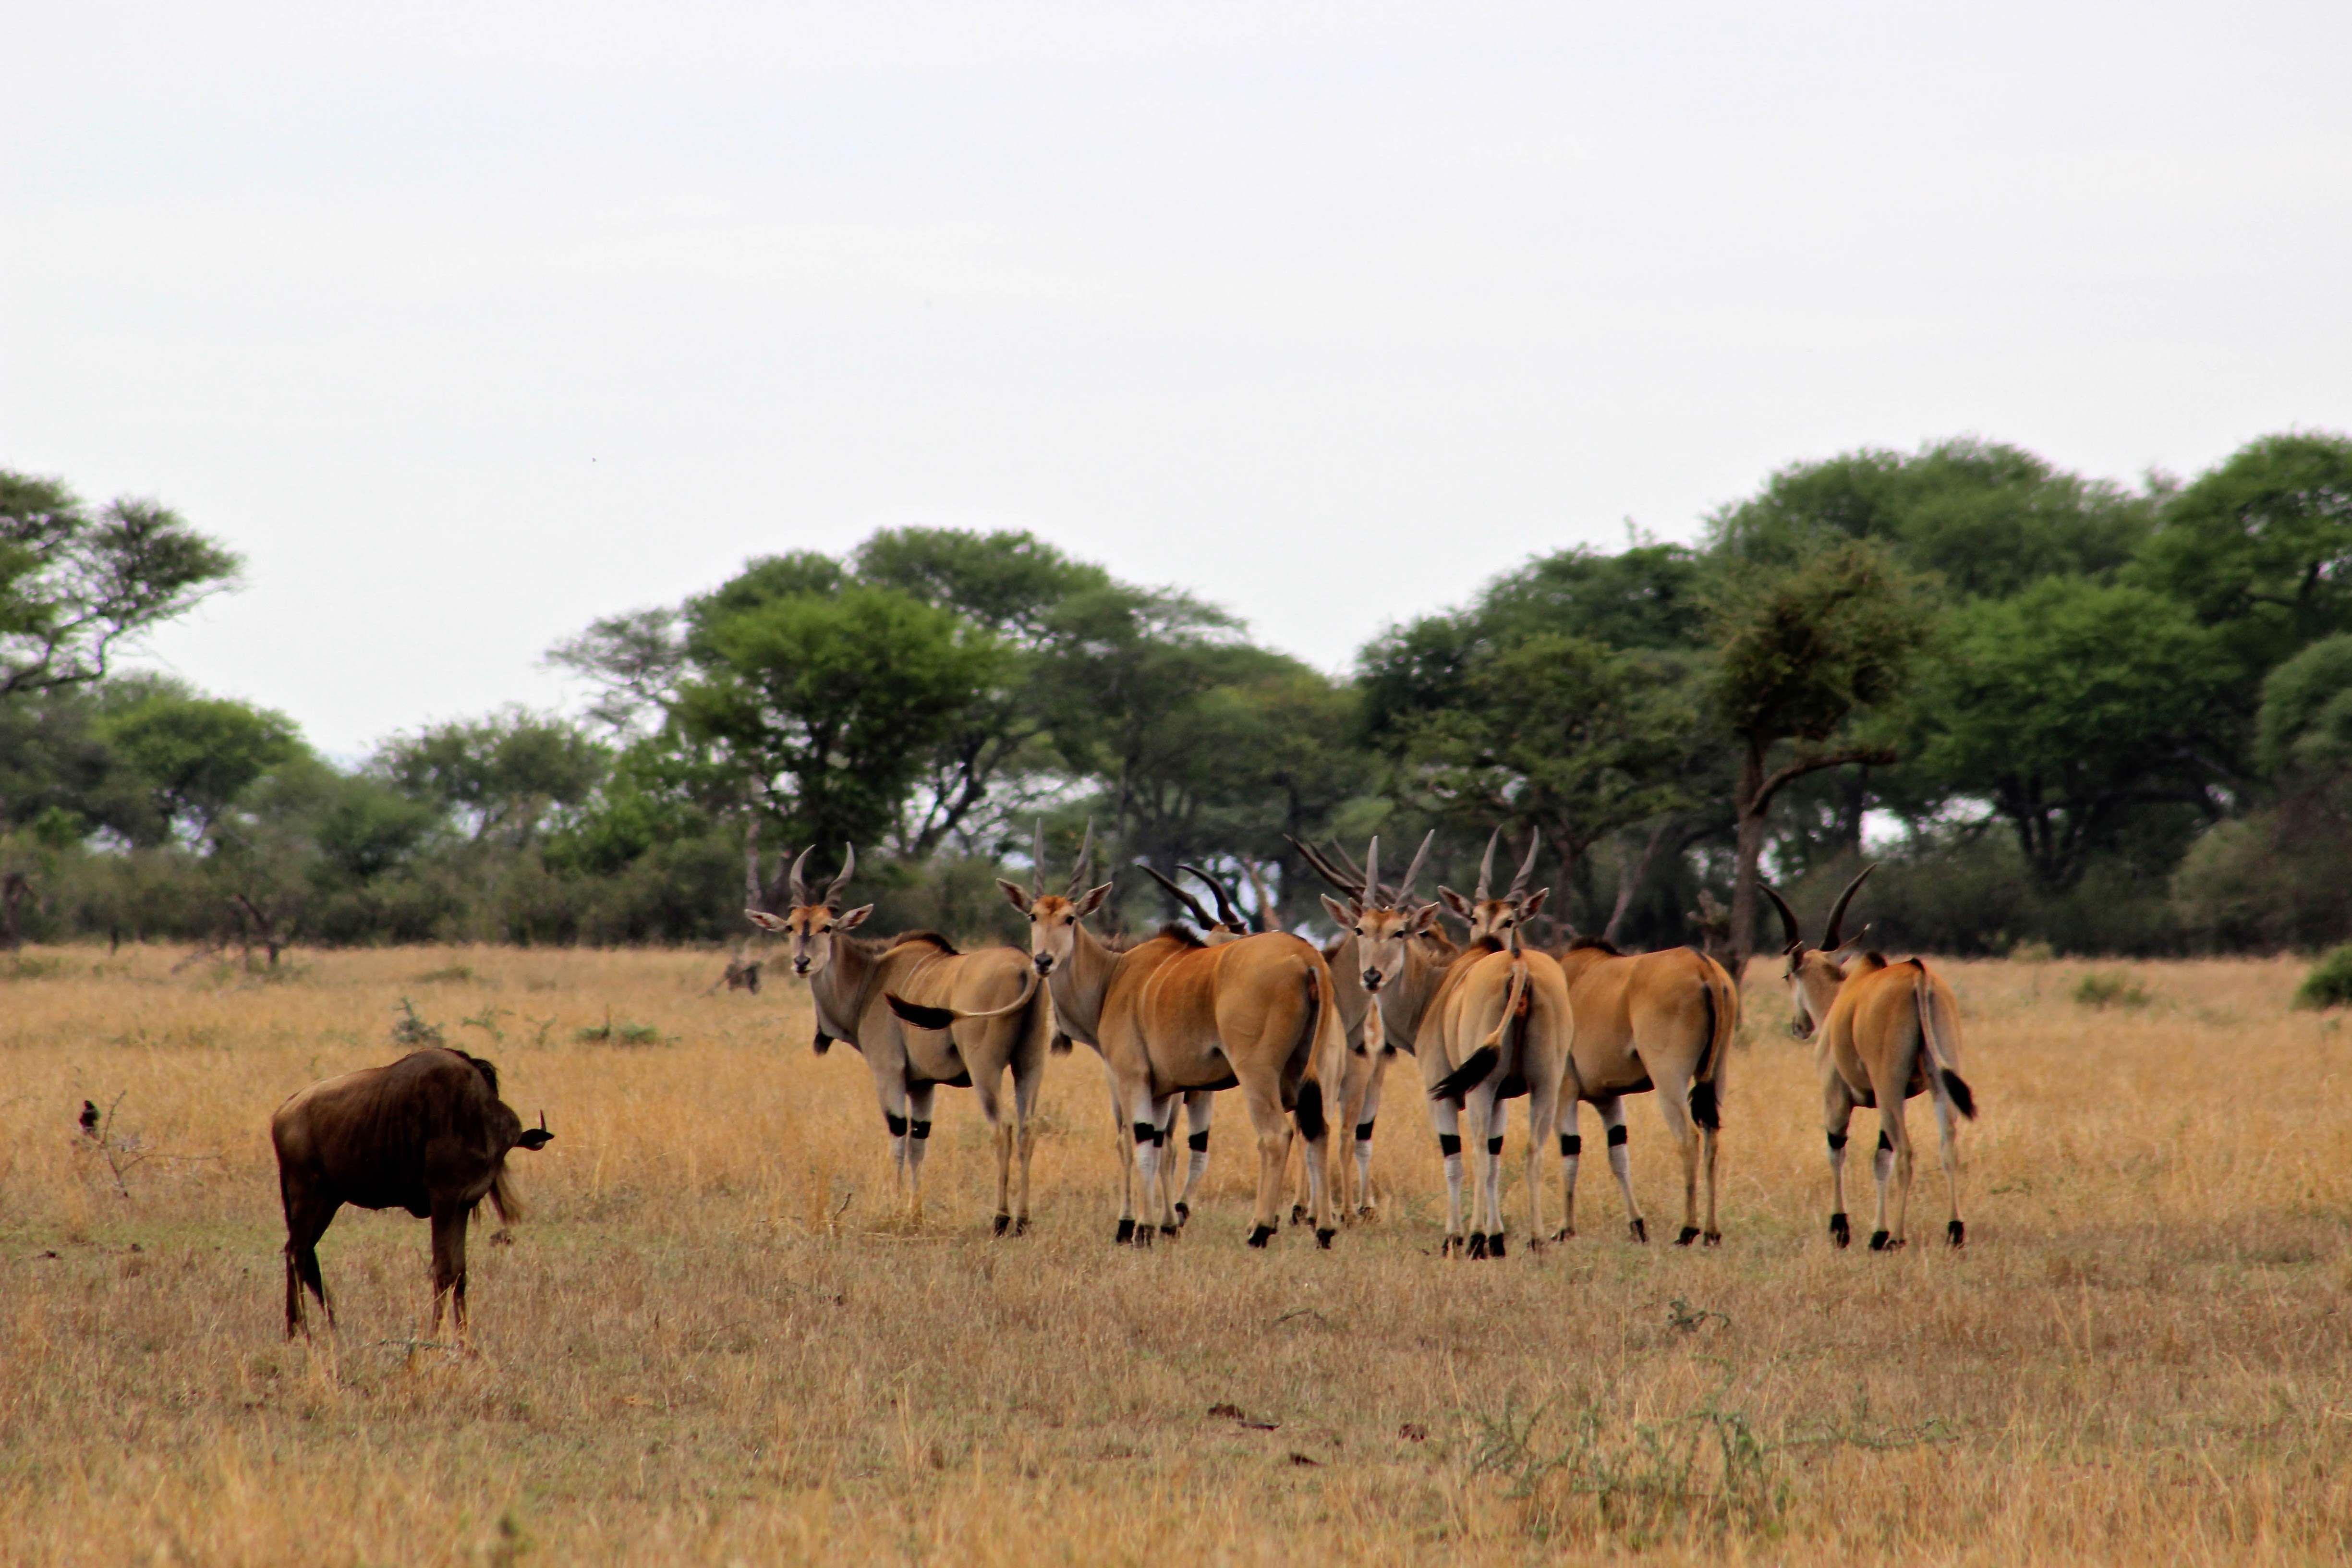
top-left (270, 1047), bottom-right (552, 1341)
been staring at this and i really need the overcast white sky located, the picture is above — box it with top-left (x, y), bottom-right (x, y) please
top-left (4, 2), bottom-right (2348, 757)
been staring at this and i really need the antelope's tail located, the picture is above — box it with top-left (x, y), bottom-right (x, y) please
top-left (1686, 959), bottom-right (1738, 1132)
top-left (1293, 963), bottom-right (1339, 1143)
top-left (1915, 963), bottom-right (1976, 1120)
top-left (1431, 957), bottom-right (1527, 1104)
top-left (884, 970), bottom-right (1042, 1031)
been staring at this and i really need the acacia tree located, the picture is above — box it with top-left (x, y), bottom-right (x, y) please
top-left (1710, 541), bottom-right (1926, 977)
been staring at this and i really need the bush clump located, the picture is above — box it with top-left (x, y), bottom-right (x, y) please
top-left (2073, 971), bottom-right (2151, 1009)
top-left (2294, 945), bottom-right (2352, 1010)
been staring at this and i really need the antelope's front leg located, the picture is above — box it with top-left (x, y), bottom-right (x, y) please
top-left (875, 1074), bottom-right (915, 1204)
top-left (1124, 1082), bottom-right (1171, 1247)
top-left (1105, 1073), bottom-right (1139, 1245)
top-left (1557, 1099), bottom-right (1582, 1240)
top-left (903, 1082), bottom-right (938, 1228)
top-left (1350, 1052), bottom-right (1386, 1220)
top-left (1429, 1094), bottom-right (1467, 1256)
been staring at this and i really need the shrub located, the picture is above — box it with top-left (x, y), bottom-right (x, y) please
top-left (2295, 945), bottom-right (2352, 1010)
top-left (2073, 971), bottom-right (2150, 1009)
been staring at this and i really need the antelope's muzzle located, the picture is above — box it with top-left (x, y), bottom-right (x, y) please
top-left (1361, 968), bottom-right (1384, 991)
top-left (1033, 954), bottom-right (1055, 976)
top-left (792, 956), bottom-right (811, 976)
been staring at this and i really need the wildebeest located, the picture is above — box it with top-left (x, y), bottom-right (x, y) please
top-left (271, 1047), bottom-right (553, 1343)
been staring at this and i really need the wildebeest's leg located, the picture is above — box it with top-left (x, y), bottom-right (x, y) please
top-left (904, 1081), bottom-right (938, 1229)
top-left (1429, 1092), bottom-right (1467, 1256)
top-left (282, 1188), bottom-right (339, 1338)
top-left (1932, 1089), bottom-right (1964, 1247)
top-left (427, 1200), bottom-right (470, 1349)
top-left (1596, 1095), bottom-right (1646, 1243)
top-left (1175, 1091), bottom-right (1212, 1227)
top-left (1821, 1073), bottom-right (1857, 1248)
top-left (1240, 1078), bottom-right (1292, 1248)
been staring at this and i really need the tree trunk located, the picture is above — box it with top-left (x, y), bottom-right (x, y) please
top-left (1727, 741), bottom-right (1770, 984)
top-left (1602, 818), bottom-right (1673, 948)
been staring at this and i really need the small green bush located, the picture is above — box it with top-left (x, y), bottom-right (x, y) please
top-left (2294, 945), bottom-right (2352, 1010)
top-left (2073, 971), bottom-right (2150, 1010)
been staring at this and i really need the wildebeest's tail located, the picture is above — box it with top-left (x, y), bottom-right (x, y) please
top-left (1686, 959), bottom-right (1738, 1132)
top-left (1914, 962), bottom-right (1976, 1120)
top-left (487, 1157), bottom-right (524, 1224)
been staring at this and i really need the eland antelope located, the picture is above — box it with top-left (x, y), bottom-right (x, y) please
top-left (1443, 829), bottom-right (1738, 1246)
top-left (934, 826), bottom-right (1348, 1247)
top-left (1765, 866), bottom-right (1977, 1251)
top-left (747, 845), bottom-right (1051, 1234)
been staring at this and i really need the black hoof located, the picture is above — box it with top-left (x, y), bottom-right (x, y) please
top-left (1014, 1216), bottom-right (1032, 1237)
top-left (1947, 1219), bottom-right (1966, 1248)
top-left (1629, 1218), bottom-right (1649, 1245)
top-left (1702, 1230), bottom-right (1722, 1248)
top-left (1315, 1228), bottom-right (1335, 1250)
top-left (1829, 1212), bottom-right (1850, 1249)
top-left (1441, 1234), bottom-right (1464, 1257)
top-left (1488, 1233), bottom-right (1507, 1259)
top-left (1868, 1229), bottom-right (1892, 1252)
top-left (1467, 1233), bottom-right (1489, 1259)
top-left (1115, 1218), bottom-right (1136, 1244)
top-left (1552, 1228), bottom-right (1575, 1243)
top-left (1174, 1202), bottom-right (1190, 1226)
top-left (1132, 1225), bottom-right (1155, 1250)
top-left (1247, 1225), bottom-right (1276, 1249)
top-left (993, 1213), bottom-right (1010, 1237)
top-left (1676, 1226), bottom-right (1700, 1247)
top-left (1290, 1204), bottom-right (1308, 1226)
top-left (1159, 1222), bottom-right (1180, 1237)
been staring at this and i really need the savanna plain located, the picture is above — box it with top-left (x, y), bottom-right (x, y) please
top-left (3, 946), bottom-right (2350, 1566)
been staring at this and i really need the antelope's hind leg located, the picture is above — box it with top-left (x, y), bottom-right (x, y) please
top-left (1934, 1090), bottom-right (1965, 1248)
top-left (1821, 1069), bottom-right (1857, 1250)
top-left (1595, 1096), bottom-right (1646, 1244)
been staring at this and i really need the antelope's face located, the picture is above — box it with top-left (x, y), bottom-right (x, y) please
top-left (1441, 886), bottom-right (1550, 948)
top-left (1782, 949), bottom-right (1845, 1039)
top-left (1325, 897), bottom-right (1437, 993)
top-left (747, 902), bottom-right (871, 979)
top-left (1001, 879), bottom-right (1112, 975)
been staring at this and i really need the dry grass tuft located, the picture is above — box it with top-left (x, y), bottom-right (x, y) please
top-left (3, 946), bottom-right (2350, 1564)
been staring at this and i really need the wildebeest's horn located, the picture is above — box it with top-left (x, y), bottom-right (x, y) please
top-left (1394, 829), bottom-right (1435, 903)
top-left (1181, 864), bottom-right (1245, 930)
top-left (788, 845), bottom-right (815, 908)
top-left (1821, 863), bottom-right (1877, 951)
top-left (1761, 884), bottom-right (1804, 953)
top-left (1473, 828), bottom-right (1499, 903)
top-left (1283, 835), bottom-right (1362, 899)
top-left (1031, 818), bottom-right (1046, 898)
top-left (1067, 819), bottom-right (1094, 897)
top-left (1507, 827), bottom-right (1542, 900)
top-left (1141, 864), bottom-right (1216, 929)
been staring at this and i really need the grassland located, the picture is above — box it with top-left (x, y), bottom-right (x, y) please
top-left (3, 945), bottom-right (2351, 1565)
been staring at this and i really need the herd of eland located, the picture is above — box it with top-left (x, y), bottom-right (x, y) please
top-left (267, 828), bottom-right (1977, 1346)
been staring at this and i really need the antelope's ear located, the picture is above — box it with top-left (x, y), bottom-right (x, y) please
top-left (1519, 887), bottom-right (1551, 918)
top-left (1409, 900), bottom-right (1443, 935)
top-left (746, 908), bottom-right (788, 931)
top-left (1072, 881), bottom-right (1114, 917)
top-left (1829, 923), bottom-right (1875, 964)
top-left (516, 1127), bottom-right (554, 1151)
top-left (1320, 893), bottom-right (1356, 929)
top-left (1438, 887), bottom-right (1471, 917)
top-left (835, 903), bottom-right (874, 929)
top-left (997, 878), bottom-right (1033, 913)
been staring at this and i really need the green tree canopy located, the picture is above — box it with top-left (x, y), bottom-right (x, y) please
top-left (96, 680), bottom-right (302, 847)
top-left (376, 710), bottom-right (606, 846)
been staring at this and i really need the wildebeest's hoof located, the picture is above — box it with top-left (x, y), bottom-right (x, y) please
top-left (993, 1213), bottom-right (1010, 1237)
top-left (1487, 1232), bottom-right (1507, 1259)
top-left (1829, 1212), bottom-right (1851, 1249)
top-left (1628, 1218), bottom-right (1649, 1245)
top-left (1947, 1219), bottom-right (1965, 1248)
top-left (1115, 1218), bottom-right (1136, 1244)
top-left (1467, 1233), bottom-right (1489, 1259)
top-left (1702, 1230), bottom-right (1722, 1247)
top-left (1315, 1227), bottom-right (1335, 1250)
top-left (1174, 1202), bottom-right (1190, 1226)
top-left (1247, 1225), bottom-right (1276, 1249)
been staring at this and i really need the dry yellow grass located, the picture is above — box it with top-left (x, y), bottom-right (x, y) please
top-left (3, 944), bottom-right (2351, 1565)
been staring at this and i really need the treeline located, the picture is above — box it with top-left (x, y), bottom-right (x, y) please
top-left (4, 431), bottom-right (2351, 960)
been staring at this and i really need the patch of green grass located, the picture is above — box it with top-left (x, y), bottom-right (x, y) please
top-left (414, 965), bottom-right (476, 985)
top-left (2295, 945), bottom-right (2352, 1010)
top-left (575, 1008), bottom-right (667, 1046)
